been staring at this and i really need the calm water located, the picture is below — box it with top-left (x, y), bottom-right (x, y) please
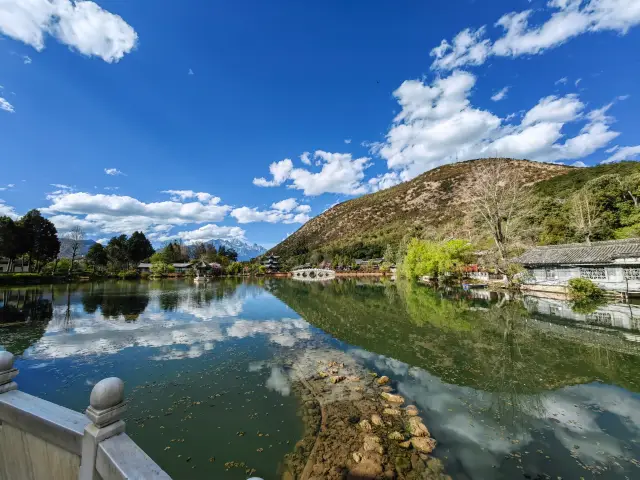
top-left (1, 279), bottom-right (639, 479)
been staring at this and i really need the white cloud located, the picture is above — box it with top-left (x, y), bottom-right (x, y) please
top-left (491, 86), bottom-right (510, 102)
top-left (522, 94), bottom-right (583, 126)
top-left (0, 97), bottom-right (15, 113)
top-left (254, 151), bottom-right (371, 196)
top-left (104, 186), bottom-right (119, 191)
top-left (344, 138), bottom-right (352, 144)
top-left (231, 205), bottom-right (310, 224)
top-left (368, 172), bottom-right (402, 192)
top-left (188, 68), bottom-right (194, 75)
top-left (602, 145), bottom-right (640, 164)
top-left (0, 0), bottom-right (137, 63)
top-left (430, 0), bottom-right (640, 71)
top-left (575, 78), bottom-right (582, 86)
top-left (376, 71), bottom-right (620, 180)
top-left (23, 55), bottom-right (32, 64)
top-left (104, 168), bottom-right (124, 176)
top-left (555, 76), bottom-right (569, 85)
top-left (42, 191), bottom-right (232, 234)
top-left (253, 159), bottom-right (293, 187)
top-left (0, 200), bottom-right (19, 219)
top-left (157, 224), bottom-right (246, 245)
top-left (271, 198), bottom-right (299, 212)
top-left (571, 160), bottom-right (587, 167)
top-left (617, 94), bottom-right (630, 101)
top-left (295, 204), bottom-right (312, 213)
top-left (300, 152), bottom-right (312, 165)
top-left (161, 190), bottom-right (219, 203)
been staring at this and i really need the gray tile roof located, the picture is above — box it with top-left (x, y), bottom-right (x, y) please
top-left (514, 238), bottom-right (640, 265)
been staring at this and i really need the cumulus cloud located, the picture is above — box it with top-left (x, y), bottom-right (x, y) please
top-left (431, 0), bottom-right (640, 71)
top-left (156, 224), bottom-right (246, 245)
top-left (344, 138), bottom-right (352, 144)
top-left (0, 0), bottom-right (137, 63)
top-left (602, 145), bottom-right (640, 164)
top-left (104, 168), bottom-right (124, 176)
top-left (161, 190), bottom-right (219, 203)
top-left (231, 203), bottom-right (310, 224)
top-left (254, 151), bottom-right (371, 196)
top-left (0, 97), bottom-right (15, 113)
top-left (377, 70), bottom-right (620, 179)
top-left (23, 55), bottom-right (32, 64)
top-left (42, 191), bottom-right (232, 234)
top-left (491, 86), bottom-right (509, 102)
top-left (0, 200), bottom-right (19, 219)
top-left (368, 172), bottom-right (402, 192)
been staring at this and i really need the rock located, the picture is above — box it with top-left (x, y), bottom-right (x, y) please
top-left (411, 436), bottom-right (436, 454)
top-left (388, 431), bottom-right (404, 441)
top-left (381, 392), bottom-right (404, 404)
top-left (352, 452), bottom-right (362, 463)
top-left (348, 459), bottom-right (383, 478)
top-left (376, 376), bottom-right (390, 385)
top-left (383, 408), bottom-right (401, 416)
top-left (330, 376), bottom-right (346, 384)
top-left (359, 419), bottom-right (372, 432)
top-left (381, 386), bottom-right (393, 392)
top-left (407, 417), bottom-right (430, 437)
top-left (363, 435), bottom-right (384, 454)
top-left (347, 376), bottom-right (360, 382)
top-left (398, 440), bottom-right (412, 449)
top-left (371, 414), bottom-right (383, 426)
top-left (317, 371), bottom-right (328, 378)
top-left (405, 405), bottom-right (419, 416)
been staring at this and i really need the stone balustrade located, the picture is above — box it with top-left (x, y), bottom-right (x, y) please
top-left (0, 351), bottom-right (171, 480)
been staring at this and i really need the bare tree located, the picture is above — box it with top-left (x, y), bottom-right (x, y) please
top-left (569, 187), bottom-right (601, 244)
top-left (464, 160), bottom-right (531, 276)
top-left (65, 226), bottom-right (85, 276)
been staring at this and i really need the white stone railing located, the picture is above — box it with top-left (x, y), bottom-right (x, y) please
top-left (0, 351), bottom-right (171, 480)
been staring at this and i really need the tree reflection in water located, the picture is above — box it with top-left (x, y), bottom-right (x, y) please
top-left (81, 282), bottom-right (150, 321)
top-left (0, 287), bottom-right (53, 354)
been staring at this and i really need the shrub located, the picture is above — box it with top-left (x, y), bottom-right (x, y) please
top-left (568, 278), bottom-right (604, 301)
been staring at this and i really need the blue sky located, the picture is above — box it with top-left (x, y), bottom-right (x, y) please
top-left (1, 0), bottom-right (639, 249)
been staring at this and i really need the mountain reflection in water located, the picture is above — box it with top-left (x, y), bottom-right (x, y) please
top-left (0, 278), bottom-right (638, 480)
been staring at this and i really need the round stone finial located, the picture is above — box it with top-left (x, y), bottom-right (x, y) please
top-left (0, 351), bottom-right (14, 371)
top-left (90, 377), bottom-right (124, 410)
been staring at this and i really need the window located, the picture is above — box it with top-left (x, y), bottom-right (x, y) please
top-left (544, 267), bottom-right (557, 279)
top-left (580, 267), bottom-right (606, 280)
top-left (624, 267), bottom-right (640, 280)
top-left (587, 312), bottom-right (612, 325)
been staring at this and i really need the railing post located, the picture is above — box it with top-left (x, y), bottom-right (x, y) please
top-left (79, 377), bottom-right (127, 480)
top-left (0, 351), bottom-right (18, 394)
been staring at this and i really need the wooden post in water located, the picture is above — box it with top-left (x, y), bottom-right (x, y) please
top-left (0, 352), bottom-right (18, 394)
top-left (79, 377), bottom-right (127, 480)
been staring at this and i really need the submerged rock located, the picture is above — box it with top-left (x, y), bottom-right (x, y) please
top-left (407, 417), bottom-right (430, 437)
top-left (381, 392), bottom-right (405, 404)
top-left (405, 405), bottom-right (419, 416)
top-left (330, 375), bottom-right (346, 384)
top-left (376, 375), bottom-right (390, 385)
top-left (411, 436), bottom-right (436, 453)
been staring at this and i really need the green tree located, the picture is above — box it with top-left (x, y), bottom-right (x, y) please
top-left (403, 238), bottom-right (473, 280)
top-left (105, 235), bottom-right (129, 270)
top-left (127, 231), bottom-right (154, 265)
top-left (18, 210), bottom-right (60, 272)
top-left (383, 244), bottom-right (395, 263)
top-left (0, 216), bottom-right (26, 272)
top-left (86, 243), bottom-right (108, 272)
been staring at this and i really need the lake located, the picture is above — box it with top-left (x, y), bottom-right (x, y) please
top-left (1, 279), bottom-right (639, 479)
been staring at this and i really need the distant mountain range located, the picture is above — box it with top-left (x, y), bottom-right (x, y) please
top-left (209, 238), bottom-right (266, 261)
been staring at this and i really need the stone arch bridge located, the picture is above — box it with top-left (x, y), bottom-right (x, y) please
top-left (291, 268), bottom-right (336, 280)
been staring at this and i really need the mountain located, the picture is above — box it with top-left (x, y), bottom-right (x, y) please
top-left (59, 239), bottom-right (97, 258)
top-left (269, 158), bottom-right (640, 265)
top-left (209, 238), bottom-right (266, 261)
